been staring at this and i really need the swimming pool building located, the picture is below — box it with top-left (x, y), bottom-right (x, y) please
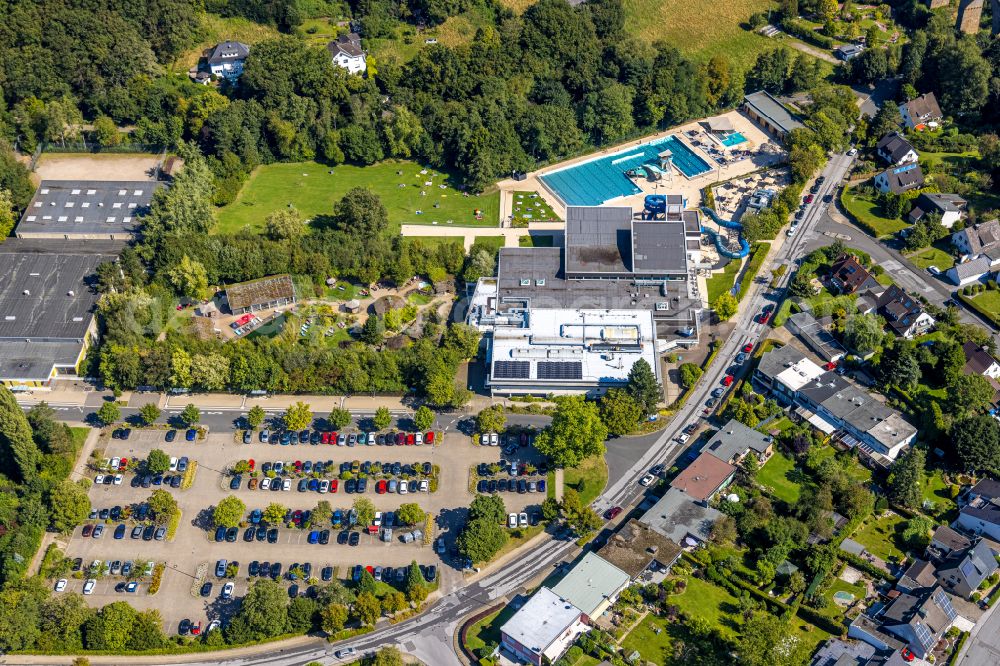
top-left (467, 204), bottom-right (703, 396)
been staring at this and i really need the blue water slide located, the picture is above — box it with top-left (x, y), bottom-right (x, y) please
top-left (643, 194), bottom-right (666, 216)
top-left (699, 206), bottom-right (751, 259)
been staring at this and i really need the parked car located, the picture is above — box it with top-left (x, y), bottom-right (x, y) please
top-left (185, 428), bottom-right (197, 441)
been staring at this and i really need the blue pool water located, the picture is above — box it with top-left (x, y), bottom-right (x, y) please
top-left (720, 131), bottom-right (748, 147)
top-left (540, 135), bottom-right (713, 206)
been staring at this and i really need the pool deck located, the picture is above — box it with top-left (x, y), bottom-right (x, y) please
top-left (496, 109), bottom-right (783, 224)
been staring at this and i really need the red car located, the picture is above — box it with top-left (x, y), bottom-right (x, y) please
top-left (604, 506), bottom-right (623, 520)
top-left (406, 433), bottom-right (416, 446)
top-left (82, 524), bottom-right (93, 537)
top-left (293, 460), bottom-right (302, 472)
top-left (292, 510), bottom-right (303, 525)
top-left (804, 194), bottom-right (814, 204)
top-left (425, 431), bottom-right (435, 445)
top-left (321, 432), bottom-right (331, 444)
top-left (742, 343), bottom-right (753, 353)
top-left (900, 648), bottom-right (915, 662)
top-left (366, 565), bottom-right (374, 575)
top-left (757, 311), bottom-right (770, 324)
top-left (376, 480), bottom-right (387, 494)
top-left (722, 375), bottom-right (734, 386)
top-left (396, 432), bottom-right (405, 446)
top-left (247, 459), bottom-right (255, 470)
top-left (329, 479), bottom-right (339, 493)
top-left (118, 457), bottom-right (128, 470)
top-left (190, 622), bottom-right (201, 636)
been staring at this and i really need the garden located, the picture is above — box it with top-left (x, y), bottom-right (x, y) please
top-left (840, 185), bottom-right (909, 238)
top-left (511, 191), bottom-right (559, 226)
top-left (214, 160), bottom-right (501, 234)
top-left (757, 450), bottom-right (802, 504)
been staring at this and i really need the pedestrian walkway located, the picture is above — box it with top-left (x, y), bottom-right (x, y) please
top-left (554, 468), bottom-right (564, 502)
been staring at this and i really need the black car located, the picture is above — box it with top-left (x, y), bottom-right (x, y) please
top-left (143, 524), bottom-right (155, 540)
top-left (376, 434), bottom-right (385, 445)
top-left (487, 480), bottom-right (497, 493)
top-left (345, 479), bottom-right (356, 494)
top-left (298, 479), bottom-right (308, 492)
top-left (422, 462), bottom-right (432, 475)
top-left (263, 527), bottom-right (277, 543)
top-left (321, 566), bottom-right (333, 581)
top-left (391, 462), bottom-right (402, 475)
top-left (226, 527), bottom-right (238, 543)
top-left (425, 565), bottom-right (437, 581)
top-left (402, 463), bottom-right (415, 476)
top-left (170, 475), bottom-right (181, 488)
top-left (200, 582), bottom-right (213, 597)
top-left (288, 584), bottom-right (299, 598)
top-left (337, 531), bottom-right (349, 545)
top-left (165, 430), bottom-right (177, 442)
top-left (301, 562), bottom-right (312, 578)
top-left (310, 431), bottom-right (322, 445)
top-left (476, 480), bottom-right (487, 493)
top-left (134, 503), bottom-right (149, 521)
top-left (179, 619), bottom-right (191, 635)
top-left (349, 532), bottom-right (360, 546)
top-left (130, 475), bottom-right (142, 488)
top-left (258, 561), bottom-right (270, 577)
top-left (408, 480), bottom-right (417, 493)
top-left (256, 526), bottom-right (267, 541)
top-left (110, 505), bottom-right (121, 521)
top-left (103, 475), bottom-right (114, 485)
top-left (243, 527), bottom-right (255, 542)
top-left (518, 479), bottom-right (527, 493)
top-left (319, 529), bottom-right (330, 544)
top-left (249, 561), bottom-right (260, 577)
top-left (298, 430), bottom-right (310, 444)
top-left (270, 562), bottom-right (282, 578)
top-left (98, 508), bottom-right (110, 520)
top-left (121, 428), bottom-right (131, 440)
top-left (230, 475), bottom-right (242, 490)
top-left (141, 475), bottom-right (152, 488)
top-left (496, 479), bottom-right (507, 492)
top-left (217, 526), bottom-right (229, 544)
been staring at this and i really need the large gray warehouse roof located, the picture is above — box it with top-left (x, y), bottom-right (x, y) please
top-left (631, 220), bottom-right (687, 274)
top-left (17, 180), bottom-right (162, 238)
top-left (564, 206), bottom-right (632, 275)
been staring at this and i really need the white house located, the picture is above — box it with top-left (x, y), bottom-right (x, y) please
top-left (327, 33), bottom-right (366, 75)
top-left (963, 342), bottom-right (1000, 380)
top-left (946, 255), bottom-right (991, 286)
top-left (899, 92), bottom-right (943, 130)
top-left (206, 41), bottom-right (250, 80)
top-left (874, 163), bottom-right (924, 195)
top-left (952, 219), bottom-right (1000, 255)
top-left (500, 587), bottom-right (587, 666)
top-left (908, 192), bottom-right (967, 228)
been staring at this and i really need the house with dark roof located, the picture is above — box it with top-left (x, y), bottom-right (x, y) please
top-left (829, 254), bottom-right (882, 294)
top-left (809, 638), bottom-right (880, 666)
top-left (956, 494), bottom-right (1000, 541)
top-left (741, 91), bottom-right (805, 141)
top-left (876, 132), bottom-right (918, 166)
top-left (701, 419), bottom-right (773, 466)
top-left (928, 525), bottom-right (972, 560)
top-left (963, 342), bottom-right (1000, 380)
top-left (899, 92), bottom-right (943, 129)
top-left (639, 487), bottom-right (723, 546)
top-left (16, 180), bottom-right (162, 240)
top-left (835, 43), bottom-right (865, 61)
top-left (327, 33), bottom-right (366, 75)
top-left (878, 586), bottom-right (957, 659)
top-left (876, 285), bottom-right (934, 338)
top-left (874, 163), bottom-right (924, 195)
top-left (224, 275), bottom-right (295, 315)
top-left (897, 559), bottom-right (937, 594)
top-left (952, 219), bottom-right (1000, 256)
top-left (786, 312), bottom-right (847, 362)
top-left (907, 193), bottom-right (966, 228)
top-left (205, 41), bottom-right (250, 80)
top-left (669, 453), bottom-right (736, 504)
top-left (935, 539), bottom-right (998, 599)
top-left (597, 519), bottom-right (681, 578)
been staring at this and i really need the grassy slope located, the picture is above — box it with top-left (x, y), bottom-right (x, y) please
top-left (178, 15), bottom-right (282, 70)
top-left (841, 188), bottom-right (909, 238)
top-left (214, 160), bottom-right (500, 233)
top-left (622, 0), bottom-right (777, 70)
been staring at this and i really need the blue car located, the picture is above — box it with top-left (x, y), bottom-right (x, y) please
top-left (215, 526), bottom-right (226, 542)
top-left (308, 479), bottom-right (319, 492)
top-left (537, 479), bottom-right (547, 493)
top-left (185, 428), bottom-right (197, 441)
top-left (250, 509), bottom-right (262, 525)
top-left (114, 524), bottom-right (126, 539)
top-left (307, 530), bottom-right (319, 544)
top-left (332, 510), bottom-right (343, 528)
top-left (280, 432), bottom-right (292, 446)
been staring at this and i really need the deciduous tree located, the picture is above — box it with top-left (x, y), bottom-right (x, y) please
top-left (328, 407), bottom-right (351, 430)
top-left (476, 405), bottom-right (506, 434)
top-left (96, 402), bottom-right (121, 427)
top-left (138, 403), bottom-right (161, 426)
top-left (599, 389), bottom-right (643, 436)
top-left (284, 402), bottom-right (312, 431)
top-left (535, 396), bottom-right (608, 467)
top-left (887, 447), bottom-right (925, 510)
top-left (213, 495), bottom-right (246, 528)
top-left (373, 406), bottom-right (393, 430)
top-left (413, 405), bottom-right (435, 432)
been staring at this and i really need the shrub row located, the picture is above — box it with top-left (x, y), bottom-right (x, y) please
top-left (796, 605), bottom-right (847, 636)
top-left (958, 293), bottom-right (1000, 328)
top-left (782, 19), bottom-right (838, 49)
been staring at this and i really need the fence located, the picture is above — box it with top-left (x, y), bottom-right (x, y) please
top-left (41, 140), bottom-right (165, 155)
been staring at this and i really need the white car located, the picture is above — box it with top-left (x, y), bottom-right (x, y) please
top-left (282, 478), bottom-right (291, 491)
top-left (419, 479), bottom-right (429, 492)
top-left (222, 582), bottom-right (234, 599)
top-left (507, 513), bottom-right (518, 528)
top-left (373, 511), bottom-right (382, 527)
top-left (675, 433), bottom-right (690, 444)
top-left (55, 579), bottom-right (67, 592)
top-left (110, 457), bottom-right (120, 470)
top-left (319, 479), bottom-right (329, 493)
top-left (786, 225), bottom-right (798, 237)
top-left (847, 147), bottom-right (858, 156)
top-left (489, 433), bottom-right (499, 446)
top-left (260, 478), bottom-right (271, 490)
top-left (639, 474), bottom-right (655, 487)
top-left (399, 482), bottom-right (408, 495)
top-left (927, 265), bottom-right (941, 276)
top-left (415, 432), bottom-right (423, 445)
top-left (518, 512), bottom-right (528, 527)
top-left (207, 620), bottom-right (221, 633)
top-left (113, 474), bottom-right (123, 485)
top-left (144, 561), bottom-right (155, 577)
top-left (83, 579), bottom-right (96, 595)
top-left (169, 456), bottom-right (178, 471)
top-left (94, 474), bottom-right (105, 485)
top-left (480, 433), bottom-right (489, 445)
top-left (335, 647), bottom-right (357, 659)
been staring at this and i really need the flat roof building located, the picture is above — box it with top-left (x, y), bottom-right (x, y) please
top-left (550, 553), bottom-right (631, 620)
top-left (224, 274), bottom-right (296, 315)
top-left (597, 519), bottom-right (682, 578)
top-left (0, 239), bottom-right (120, 388)
top-left (500, 587), bottom-right (587, 666)
top-left (742, 91), bottom-right (804, 141)
top-left (16, 180), bottom-right (162, 240)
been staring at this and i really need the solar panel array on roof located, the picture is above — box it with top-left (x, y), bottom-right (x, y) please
top-left (914, 622), bottom-right (934, 650)
top-left (934, 589), bottom-right (957, 621)
top-left (493, 361), bottom-right (530, 379)
top-left (537, 361), bottom-right (583, 380)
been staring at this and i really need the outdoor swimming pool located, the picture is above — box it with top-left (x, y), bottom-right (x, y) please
top-left (720, 131), bottom-right (748, 147)
top-left (540, 135), bottom-right (713, 206)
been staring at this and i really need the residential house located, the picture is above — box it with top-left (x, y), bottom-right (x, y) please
top-left (899, 92), bottom-right (943, 130)
top-left (597, 519), bottom-right (682, 579)
top-left (640, 487), bottom-right (723, 546)
top-left (669, 452), bottom-right (736, 503)
top-left (876, 132), bottom-right (919, 166)
top-left (878, 587), bottom-right (957, 659)
top-left (549, 553), bottom-right (632, 622)
top-left (928, 525), bottom-right (972, 560)
top-left (327, 33), bottom-right (366, 75)
top-left (787, 312), bottom-right (847, 362)
top-left (908, 193), bottom-right (967, 228)
top-left (224, 274), bottom-right (296, 315)
top-left (956, 494), bottom-right (1000, 541)
top-left (963, 342), bottom-right (1000, 380)
top-left (500, 587), bottom-right (587, 666)
top-left (876, 285), bottom-right (934, 338)
top-left (829, 254), bottom-right (883, 294)
top-left (968, 479), bottom-right (1000, 503)
top-left (952, 219), bottom-right (1000, 256)
top-left (945, 255), bottom-right (992, 286)
top-left (935, 539), bottom-right (999, 599)
top-left (874, 163), bottom-right (924, 195)
top-left (702, 419), bottom-right (774, 466)
top-left (752, 344), bottom-right (825, 403)
top-left (835, 43), bottom-right (865, 61)
top-left (809, 638), bottom-right (879, 666)
top-left (896, 559), bottom-right (937, 594)
top-left (206, 41), bottom-right (250, 80)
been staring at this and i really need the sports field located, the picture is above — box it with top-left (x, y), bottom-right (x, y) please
top-left (214, 160), bottom-right (500, 234)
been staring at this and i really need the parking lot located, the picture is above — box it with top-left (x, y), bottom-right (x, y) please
top-left (61, 421), bottom-right (550, 634)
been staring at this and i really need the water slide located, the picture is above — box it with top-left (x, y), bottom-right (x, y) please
top-left (699, 206), bottom-right (751, 259)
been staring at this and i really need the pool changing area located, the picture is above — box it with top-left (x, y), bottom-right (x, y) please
top-left (540, 135), bottom-right (712, 206)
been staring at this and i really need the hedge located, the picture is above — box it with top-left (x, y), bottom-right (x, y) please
top-left (796, 606), bottom-right (847, 636)
top-left (958, 293), bottom-right (1000, 328)
top-left (948, 632), bottom-right (969, 666)
top-left (782, 19), bottom-right (837, 49)
top-left (736, 242), bottom-right (770, 301)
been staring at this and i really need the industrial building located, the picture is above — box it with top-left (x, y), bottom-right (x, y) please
top-left (16, 180), bottom-right (162, 240)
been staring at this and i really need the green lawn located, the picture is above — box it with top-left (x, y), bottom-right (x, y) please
top-left (921, 468), bottom-right (958, 521)
top-left (908, 246), bottom-right (955, 271)
top-left (805, 292), bottom-right (857, 319)
top-left (511, 191), bottom-right (559, 226)
top-left (464, 605), bottom-right (517, 654)
top-left (70, 427), bottom-right (90, 450)
top-left (758, 451), bottom-right (802, 504)
top-left (820, 577), bottom-right (868, 620)
top-left (215, 160), bottom-right (500, 234)
top-left (841, 188), bottom-right (909, 238)
top-left (563, 455), bottom-right (609, 506)
top-left (965, 290), bottom-right (1000, 320)
top-left (853, 512), bottom-right (907, 562)
top-left (920, 150), bottom-right (980, 172)
top-left (519, 234), bottom-right (555, 247)
top-left (707, 257), bottom-right (742, 304)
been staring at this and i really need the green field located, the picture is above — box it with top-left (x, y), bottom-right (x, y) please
top-left (908, 246), bottom-right (955, 272)
top-left (622, 0), bottom-right (777, 70)
top-left (511, 191), bottom-right (559, 226)
top-left (965, 289), bottom-right (1000, 318)
top-left (758, 451), bottom-right (802, 504)
top-left (841, 188), bottom-right (909, 238)
top-left (564, 455), bottom-right (609, 506)
top-left (215, 160), bottom-right (500, 234)
top-left (853, 512), bottom-right (907, 562)
top-left (707, 257), bottom-right (742, 304)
